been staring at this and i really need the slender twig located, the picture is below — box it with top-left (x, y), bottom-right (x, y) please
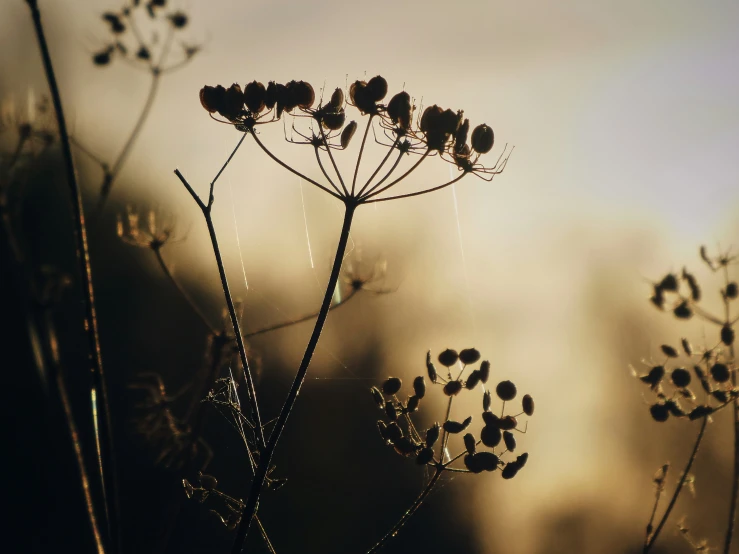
top-left (364, 172), bottom-right (467, 204)
top-left (25, 2), bottom-right (119, 550)
top-left (644, 416), bottom-right (708, 553)
top-left (174, 163), bottom-right (266, 449)
top-left (231, 202), bottom-right (357, 554)
top-left (366, 467), bottom-right (443, 554)
top-left (350, 115), bottom-right (373, 196)
top-left (360, 148), bottom-right (430, 200)
top-left (319, 125), bottom-right (348, 195)
top-left (355, 135), bottom-right (401, 198)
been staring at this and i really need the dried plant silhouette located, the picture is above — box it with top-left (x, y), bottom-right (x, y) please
top-left (636, 246), bottom-right (738, 554)
top-left (174, 76), bottom-right (511, 552)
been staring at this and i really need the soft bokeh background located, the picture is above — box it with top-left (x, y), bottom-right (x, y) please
top-left (3, 0), bottom-right (739, 553)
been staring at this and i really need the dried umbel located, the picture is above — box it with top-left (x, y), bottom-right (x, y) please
top-left (370, 348), bottom-right (533, 480)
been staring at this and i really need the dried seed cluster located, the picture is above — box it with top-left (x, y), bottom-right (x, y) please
top-left (93, 0), bottom-right (198, 68)
top-left (371, 348), bottom-right (533, 479)
top-left (639, 246), bottom-right (738, 424)
top-left (198, 75), bottom-right (505, 179)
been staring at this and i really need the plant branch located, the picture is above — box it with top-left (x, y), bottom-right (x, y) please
top-left (364, 171), bottom-right (467, 204)
top-left (25, 1), bottom-right (119, 550)
top-left (366, 467), bottom-right (443, 553)
top-left (356, 135), bottom-right (400, 198)
top-left (319, 125), bottom-right (348, 195)
top-left (360, 148), bottom-right (430, 201)
top-left (644, 416), bottom-right (708, 553)
top-left (350, 115), bottom-right (373, 196)
top-left (230, 202), bottom-right (356, 554)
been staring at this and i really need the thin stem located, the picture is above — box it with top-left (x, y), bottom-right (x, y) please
top-left (723, 260), bottom-right (737, 554)
top-left (152, 247), bottom-right (215, 331)
top-left (360, 149), bottom-right (430, 201)
top-left (438, 395), bottom-right (454, 463)
top-left (250, 131), bottom-right (342, 199)
top-left (97, 73), bottom-right (161, 210)
top-left (319, 125), bottom-right (348, 195)
top-left (25, 1), bottom-right (119, 550)
top-left (366, 468), bottom-right (443, 554)
top-left (231, 202), bottom-right (356, 554)
top-left (314, 146), bottom-right (343, 196)
top-left (351, 115), bottom-right (373, 196)
top-left (364, 172), bottom-right (467, 204)
top-left (356, 136), bottom-right (400, 198)
top-left (644, 416), bottom-right (708, 553)
top-left (244, 287), bottom-right (359, 338)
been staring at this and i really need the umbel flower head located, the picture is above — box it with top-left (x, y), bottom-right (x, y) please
top-left (198, 76), bottom-right (511, 205)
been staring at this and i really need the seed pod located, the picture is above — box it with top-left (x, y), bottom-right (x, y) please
top-left (694, 365), bottom-right (713, 394)
top-left (501, 462), bottom-right (519, 479)
top-left (341, 121), bottom-right (357, 148)
top-left (439, 109), bottom-right (462, 135)
top-left (459, 348), bottom-right (481, 365)
top-left (665, 399), bottom-right (685, 417)
top-left (659, 273), bottom-right (678, 291)
top-left (496, 380), bottom-right (517, 401)
top-left (464, 433), bottom-right (477, 455)
top-left (426, 351), bottom-right (438, 383)
top-left (386, 422), bottom-right (403, 442)
top-left (711, 363), bottom-right (730, 383)
top-left (681, 338), bottom-right (693, 356)
top-left (420, 105), bottom-right (443, 133)
top-left (682, 269), bottom-right (701, 301)
top-left (393, 437), bottom-right (418, 457)
top-left (483, 391), bottom-right (492, 412)
top-left (198, 472), bottom-right (218, 491)
top-left (522, 394), bottom-right (534, 416)
top-left (640, 366), bottom-right (665, 390)
top-left (425, 423), bottom-right (440, 448)
top-left (661, 345), bottom-right (678, 358)
top-left (443, 380), bottom-right (463, 396)
top-left (482, 411), bottom-right (499, 426)
top-left (480, 425), bottom-right (502, 448)
top-left (385, 401), bottom-right (398, 421)
top-left (382, 377), bottom-right (402, 395)
top-left (406, 395), bottom-right (420, 413)
top-left (677, 388), bottom-right (696, 401)
top-left (438, 349), bottom-right (459, 367)
top-left (136, 46), bottom-right (151, 60)
top-left (503, 431), bottom-right (516, 452)
top-left (455, 118), bottom-right (470, 153)
top-left (416, 447), bottom-right (434, 465)
top-left (168, 12), bottom-right (188, 28)
top-left (293, 80), bottom-right (315, 109)
top-left (650, 285), bottom-right (665, 310)
top-left (721, 325), bottom-right (735, 346)
top-left (726, 282), bottom-right (738, 299)
top-left (200, 85), bottom-right (225, 113)
top-left (443, 416), bottom-right (472, 434)
top-left (473, 364), bottom-right (487, 389)
top-left (413, 376), bottom-right (426, 399)
top-left (366, 75), bottom-right (388, 102)
top-left (649, 403), bottom-right (669, 422)
top-left (350, 80), bottom-right (374, 113)
top-left (329, 87), bottom-right (344, 111)
top-left (265, 81), bottom-right (278, 109)
top-left (470, 124), bottom-right (494, 153)
top-left (464, 453), bottom-right (485, 473)
top-left (377, 420), bottom-right (389, 442)
top-left (386, 91), bottom-right (412, 130)
top-left (499, 416), bottom-right (517, 431)
top-left (218, 83), bottom-right (244, 121)
top-left (700, 246), bottom-right (713, 268)
top-left (244, 81), bottom-right (266, 113)
top-left (688, 405), bottom-right (713, 420)
top-left (671, 368), bottom-right (691, 388)
top-left (370, 386), bottom-right (384, 408)
top-left (516, 452), bottom-right (529, 469)
top-left (673, 301), bottom-right (692, 319)
top-left (477, 451), bottom-right (500, 471)
top-left (713, 390), bottom-right (730, 404)
top-left (321, 111), bottom-right (346, 130)
top-left (465, 370), bottom-right (481, 390)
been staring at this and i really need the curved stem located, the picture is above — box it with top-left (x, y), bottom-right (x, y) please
top-left (644, 416), bottom-right (708, 553)
top-left (360, 149), bottom-right (430, 201)
top-left (245, 287), bottom-right (359, 338)
top-left (250, 132), bottom-right (342, 199)
top-left (356, 136), bottom-right (400, 198)
top-left (364, 172), bottom-right (466, 204)
top-left (351, 115), bottom-right (373, 196)
top-left (231, 202), bottom-right (356, 554)
top-left (366, 468), bottom-right (443, 554)
top-left (314, 146), bottom-right (342, 196)
top-left (97, 72), bottom-right (161, 210)
top-left (319, 126), bottom-right (348, 195)
top-left (25, 2), bottom-right (119, 550)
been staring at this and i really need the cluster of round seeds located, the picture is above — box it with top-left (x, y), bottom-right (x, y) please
top-left (92, 1), bottom-right (193, 67)
top-left (371, 348), bottom-right (533, 479)
top-left (198, 76), bottom-right (500, 175)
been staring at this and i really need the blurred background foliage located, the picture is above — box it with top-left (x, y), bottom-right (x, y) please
top-left (2, 1), bottom-right (739, 553)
